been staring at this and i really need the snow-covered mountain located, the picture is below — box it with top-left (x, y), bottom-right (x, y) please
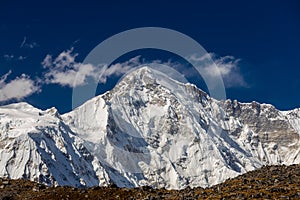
top-left (0, 103), bottom-right (109, 188)
top-left (1, 66), bottom-right (300, 189)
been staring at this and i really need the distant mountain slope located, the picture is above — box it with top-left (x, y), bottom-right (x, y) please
top-left (0, 103), bottom-right (109, 187)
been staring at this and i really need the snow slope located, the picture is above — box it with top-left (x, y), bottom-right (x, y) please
top-left (0, 103), bottom-right (109, 187)
top-left (1, 66), bottom-right (300, 189)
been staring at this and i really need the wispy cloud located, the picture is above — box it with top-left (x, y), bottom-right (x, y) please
top-left (98, 56), bottom-right (141, 84)
top-left (20, 36), bottom-right (38, 49)
top-left (20, 37), bottom-right (26, 48)
top-left (189, 53), bottom-right (247, 88)
top-left (42, 48), bottom-right (142, 87)
top-left (0, 70), bottom-right (12, 84)
top-left (0, 71), bottom-right (40, 102)
top-left (3, 54), bottom-right (27, 61)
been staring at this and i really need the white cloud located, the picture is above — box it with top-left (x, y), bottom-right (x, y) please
top-left (42, 48), bottom-right (100, 87)
top-left (18, 56), bottom-right (27, 60)
top-left (41, 54), bottom-right (53, 68)
top-left (0, 47), bottom-right (247, 104)
top-left (0, 71), bottom-right (40, 102)
top-left (42, 48), bottom-right (247, 90)
top-left (42, 48), bottom-right (142, 87)
top-left (3, 54), bottom-right (14, 60)
top-left (190, 53), bottom-right (247, 88)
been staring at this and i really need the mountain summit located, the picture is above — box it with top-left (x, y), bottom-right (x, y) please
top-left (1, 66), bottom-right (300, 189)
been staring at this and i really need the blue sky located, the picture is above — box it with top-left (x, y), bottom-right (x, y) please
top-left (0, 0), bottom-right (299, 113)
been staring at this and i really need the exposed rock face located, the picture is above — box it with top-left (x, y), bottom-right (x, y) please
top-left (223, 99), bottom-right (300, 165)
top-left (0, 66), bottom-right (300, 189)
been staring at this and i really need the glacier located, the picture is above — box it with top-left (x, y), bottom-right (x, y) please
top-left (0, 66), bottom-right (300, 189)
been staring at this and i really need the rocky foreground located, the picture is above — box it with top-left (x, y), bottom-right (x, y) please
top-left (1, 164), bottom-right (300, 200)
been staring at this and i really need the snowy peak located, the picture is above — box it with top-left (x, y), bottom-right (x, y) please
top-left (122, 66), bottom-right (158, 82)
top-left (119, 66), bottom-right (176, 85)
top-left (112, 66), bottom-right (178, 93)
top-left (108, 66), bottom-right (210, 111)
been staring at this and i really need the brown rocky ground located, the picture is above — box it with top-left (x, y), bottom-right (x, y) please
top-left (1, 164), bottom-right (300, 200)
